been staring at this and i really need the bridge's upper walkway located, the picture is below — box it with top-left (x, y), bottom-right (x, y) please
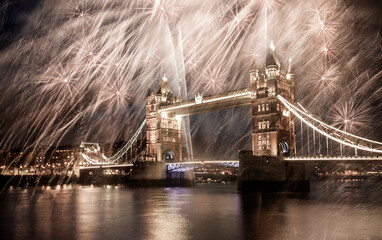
top-left (158, 88), bottom-right (252, 116)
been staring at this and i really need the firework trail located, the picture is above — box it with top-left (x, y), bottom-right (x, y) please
top-left (0, 0), bottom-right (380, 163)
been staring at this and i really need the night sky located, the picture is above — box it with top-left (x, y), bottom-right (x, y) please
top-left (0, 0), bottom-right (381, 158)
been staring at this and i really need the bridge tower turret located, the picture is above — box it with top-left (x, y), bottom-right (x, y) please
top-left (146, 75), bottom-right (182, 162)
top-left (251, 41), bottom-right (296, 157)
top-left (250, 60), bottom-right (258, 97)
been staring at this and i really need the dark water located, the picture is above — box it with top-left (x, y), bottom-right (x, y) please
top-left (0, 181), bottom-right (382, 240)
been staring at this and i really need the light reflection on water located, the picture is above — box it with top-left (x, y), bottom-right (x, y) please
top-left (0, 182), bottom-right (381, 240)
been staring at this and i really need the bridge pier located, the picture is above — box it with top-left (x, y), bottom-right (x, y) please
top-left (77, 162), bottom-right (194, 187)
top-left (128, 162), bottom-right (194, 187)
top-left (237, 151), bottom-right (310, 192)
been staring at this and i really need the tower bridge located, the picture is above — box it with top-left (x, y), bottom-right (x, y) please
top-left (145, 43), bottom-right (296, 162)
top-left (81, 42), bottom-right (382, 166)
top-left (79, 42), bottom-right (382, 190)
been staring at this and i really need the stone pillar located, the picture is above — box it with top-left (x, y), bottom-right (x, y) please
top-left (270, 132), bottom-right (278, 156)
top-left (237, 150), bottom-right (310, 192)
top-left (156, 112), bottom-right (182, 162)
top-left (146, 92), bottom-right (161, 162)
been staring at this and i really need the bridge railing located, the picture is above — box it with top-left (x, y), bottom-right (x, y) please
top-left (158, 88), bottom-right (251, 113)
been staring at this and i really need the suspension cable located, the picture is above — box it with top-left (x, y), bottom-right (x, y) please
top-left (278, 95), bottom-right (382, 153)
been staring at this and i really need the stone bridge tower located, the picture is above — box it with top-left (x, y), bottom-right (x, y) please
top-left (250, 42), bottom-right (296, 157)
top-left (146, 75), bottom-right (182, 162)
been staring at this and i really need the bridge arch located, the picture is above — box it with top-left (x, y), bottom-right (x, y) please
top-left (163, 150), bottom-right (175, 162)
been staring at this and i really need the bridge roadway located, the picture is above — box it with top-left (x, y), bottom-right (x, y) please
top-left (286, 156), bottom-right (382, 163)
top-left (79, 163), bottom-right (134, 170)
top-left (79, 156), bottom-right (382, 170)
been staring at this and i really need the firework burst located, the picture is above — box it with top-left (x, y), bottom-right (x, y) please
top-left (37, 64), bottom-right (78, 99)
top-left (331, 101), bottom-right (370, 134)
top-left (309, 65), bottom-right (340, 94)
top-left (201, 66), bottom-right (227, 94)
top-left (138, 0), bottom-right (181, 27)
top-left (101, 79), bottom-right (133, 111)
top-left (67, 0), bottom-right (97, 20)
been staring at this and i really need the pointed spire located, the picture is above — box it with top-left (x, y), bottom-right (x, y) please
top-left (266, 40), bottom-right (279, 68)
top-left (270, 40), bottom-right (275, 51)
top-left (250, 55), bottom-right (259, 84)
top-left (162, 74), bottom-right (168, 82)
top-left (177, 83), bottom-right (182, 101)
top-left (286, 57), bottom-right (295, 81)
top-left (287, 57), bottom-right (294, 74)
top-left (160, 73), bottom-right (171, 95)
top-left (157, 73), bottom-right (171, 95)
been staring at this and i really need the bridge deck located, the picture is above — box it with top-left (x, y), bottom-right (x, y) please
top-left (285, 156), bottom-right (382, 163)
top-left (79, 163), bottom-right (134, 170)
top-left (81, 156), bottom-right (382, 169)
top-left (286, 156), bottom-right (382, 161)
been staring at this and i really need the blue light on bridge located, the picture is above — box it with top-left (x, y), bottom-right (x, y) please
top-left (279, 142), bottom-right (289, 154)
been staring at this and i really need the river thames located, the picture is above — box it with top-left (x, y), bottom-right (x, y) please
top-left (0, 181), bottom-right (381, 240)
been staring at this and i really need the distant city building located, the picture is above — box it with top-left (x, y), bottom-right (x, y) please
top-left (0, 144), bottom-right (80, 175)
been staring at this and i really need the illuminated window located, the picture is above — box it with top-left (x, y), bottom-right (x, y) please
top-left (262, 104), bottom-right (265, 111)
top-left (258, 104), bottom-right (261, 112)
top-left (266, 104), bottom-right (269, 111)
top-left (150, 135), bottom-right (156, 141)
top-left (258, 122), bottom-right (261, 129)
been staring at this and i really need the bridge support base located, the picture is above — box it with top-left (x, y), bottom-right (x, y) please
top-left (77, 162), bottom-right (194, 187)
top-left (238, 152), bottom-right (310, 192)
top-left (128, 162), bottom-right (194, 187)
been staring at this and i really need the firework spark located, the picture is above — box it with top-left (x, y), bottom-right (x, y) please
top-left (201, 66), bottom-right (227, 94)
top-left (331, 101), bottom-right (370, 133)
top-left (37, 64), bottom-right (78, 99)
